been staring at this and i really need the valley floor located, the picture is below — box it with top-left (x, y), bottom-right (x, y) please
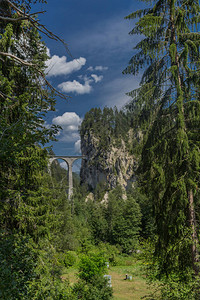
top-left (109, 266), bottom-right (151, 300)
top-left (62, 257), bottom-right (157, 300)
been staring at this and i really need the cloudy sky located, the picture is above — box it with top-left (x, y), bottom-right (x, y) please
top-left (34, 0), bottom-right (145, 166)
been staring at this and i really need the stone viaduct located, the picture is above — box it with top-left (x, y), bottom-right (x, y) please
top-left (48, 156), bottom-right (84, 200)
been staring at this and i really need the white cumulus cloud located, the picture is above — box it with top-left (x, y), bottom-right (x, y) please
top-left (52, 112), bottom-right (82, 142)
top-left (91, 74), bottom-right (103, 83)
top-left (60, 161), bottom-right (68, 170)
top-left (58, 74), bottom-right (104, 95)
top-left (74, 139), bottom-right (81, 154)
top-left (46, 50), bottom-right (86, 77)
top-left (58, 79), bottom-right (92, 95)
top-left (87, 66), bottom-right (108, 72)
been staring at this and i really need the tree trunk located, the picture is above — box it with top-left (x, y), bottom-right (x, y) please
top-left (170, 1), bottom-right (199, 275)
top-left (188, 189), bottom-right (199, 275)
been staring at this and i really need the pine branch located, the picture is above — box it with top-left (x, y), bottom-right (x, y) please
top-left (4, 0), bottom-right (72, 58)
top-left (0, 10), bottom-right (45, 21)
top-left (0, 51), bottom-right (71, 100)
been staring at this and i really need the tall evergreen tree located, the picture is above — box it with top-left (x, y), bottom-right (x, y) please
top-left (124, 0), bottom-right (200, 278)
top-left (0, 0), bottom-right (59, 237)
top-left (0, 1), bottom-right (72, 297)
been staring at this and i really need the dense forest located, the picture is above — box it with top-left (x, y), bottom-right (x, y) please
top-left (0, 0), bottom-right (200, 299)
top-left (80, 107), bottom-right (133, 149)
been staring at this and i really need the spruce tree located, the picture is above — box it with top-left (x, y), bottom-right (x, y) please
top-left (0, 1), bottom-right (72, 297)
top-left (0, 0), bottom-right (59, 237)
top-left (124, 0), bottom-right (200, 279)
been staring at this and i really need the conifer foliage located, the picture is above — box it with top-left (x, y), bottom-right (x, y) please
top-left (0, 1), bottom-right (70, 298)
top-left (124, 0), bottom-right (200, 280)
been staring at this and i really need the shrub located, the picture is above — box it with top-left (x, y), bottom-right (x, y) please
top-left (73, 252), bottom-right (113, 299)
top-left (63, 251), bottom-right (77, 268)
top-left (78, 253), bottom-right (106, 282)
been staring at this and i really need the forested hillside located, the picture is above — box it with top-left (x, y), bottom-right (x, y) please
top-left (80, 107), bottom-right (139, 191)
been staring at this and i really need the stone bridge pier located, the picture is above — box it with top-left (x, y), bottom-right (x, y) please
top-left (48, 156), bottom-right (84, 200)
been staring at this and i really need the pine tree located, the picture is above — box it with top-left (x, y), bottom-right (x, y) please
top-left (0, 1), bottom-right (72, 297)
top-left (105, 186), bottom-right (141, 253)
top-left (0, 0), bottom-right (59, 236)
top-left (124, 0), bottom-right (200, 278)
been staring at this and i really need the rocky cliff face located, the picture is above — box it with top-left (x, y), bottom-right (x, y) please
top-left (80, 129), bottom-right (137, 191)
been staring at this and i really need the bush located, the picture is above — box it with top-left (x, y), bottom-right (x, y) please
top-left (72, 252), bottom-right (113, 299)
top-left (97, 243), bottom-right (120, 266)
top-left (78, 253), bottom-right (106, 282)
top-left (73, 276), bottom-right (113, 300)
top-left (63, 251), bottom-right (77, 268)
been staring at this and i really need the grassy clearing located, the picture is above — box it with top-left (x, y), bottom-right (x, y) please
top-left (108, 264), bottom-right (152, 300)
top-left (62, 256), bottom-right (155, 299)
top-left (107, 257), bottom-right (154, 300)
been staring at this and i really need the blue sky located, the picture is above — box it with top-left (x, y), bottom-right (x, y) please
top-left (34, 0), bottom-right (145, 169)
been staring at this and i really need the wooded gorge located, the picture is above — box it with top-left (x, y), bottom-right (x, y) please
top-left (0, 0), bottom-right (200, 299)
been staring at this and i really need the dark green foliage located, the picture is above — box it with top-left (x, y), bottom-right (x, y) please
top-left (0, 233), bottom-right (36, 299)
top-left (0, 233), bottom-right (75, 300)
top-left (127, 187), bottom-right (155, 239)
top-left (73, 276), bottom-right (113, 300)
top-left (50, 160), bottom-right (68, 183)
top-left (0, 3), bottom-right (59, 235)
top-left (106, 187), bottom-right (141, 253)
top-left (72, 253), bottom-right (113, 300)
top-left (78, 253), bottom-right (106, 282)
top-left (124, 0), bottom-right (200, 284)
top-left (86, 200), bottom-right (109, 243)
top-left (80, 106), bottom-right (136, 193)
top-left (93, 180), bottom-right (109, 201)
top-left (160, 275), bottom-right (198, 300)
top-left (85, 186), bottom-right (142, 253)
top-left (63, 251), bottom-right (77, 268)
top-left (27, 240), bottom-right (74, 300)
top-left (58, 183), bottom-right (142, 255)
top-left (80, 107), bottom-right (132, 152)
top-left (0, 1), bottom-right (73, 298)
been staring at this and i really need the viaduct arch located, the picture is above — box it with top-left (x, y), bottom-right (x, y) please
top-left (48, 156), bottom-right (84, 200)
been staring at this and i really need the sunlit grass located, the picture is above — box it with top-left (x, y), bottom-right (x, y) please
top-left (108, 257), bottom-right (154, 300)
top-left (62, 256), bottom-right (156, 299)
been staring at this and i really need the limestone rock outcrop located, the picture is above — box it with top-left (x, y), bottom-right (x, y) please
top-left (80, 129), bottom-right (137, 191)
